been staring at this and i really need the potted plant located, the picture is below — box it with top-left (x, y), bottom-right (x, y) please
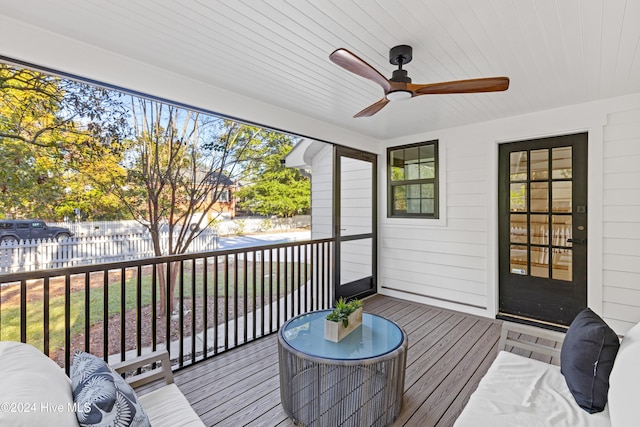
top-left (324, 297), bottom-right (363, 342)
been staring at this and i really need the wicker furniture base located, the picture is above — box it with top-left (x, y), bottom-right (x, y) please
top-left (278, 312), bottom-right (408, 427)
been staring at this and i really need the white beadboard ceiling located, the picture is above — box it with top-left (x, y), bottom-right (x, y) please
top-left (1, 0), bottom-right (639, 141)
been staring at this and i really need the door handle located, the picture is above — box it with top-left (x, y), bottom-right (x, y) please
top-left (567, 238), bottom-right (585, 244)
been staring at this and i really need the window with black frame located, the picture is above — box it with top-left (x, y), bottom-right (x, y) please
top-left (387, 140), bottom-right (439, 218)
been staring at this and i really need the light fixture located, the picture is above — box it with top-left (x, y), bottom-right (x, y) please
top-left (385, 90), bottom-right (412, 102)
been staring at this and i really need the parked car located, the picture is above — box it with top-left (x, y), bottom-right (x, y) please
top-left (0, 220), bottom-right (73, 243)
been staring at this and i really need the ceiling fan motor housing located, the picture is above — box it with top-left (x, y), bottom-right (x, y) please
top-left (389, 45), bottom-right (413, 83)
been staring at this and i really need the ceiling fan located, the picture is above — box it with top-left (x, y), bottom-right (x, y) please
top-left (329, 45), bottom-right (510, 118)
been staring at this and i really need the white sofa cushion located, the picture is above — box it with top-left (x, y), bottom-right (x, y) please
top-left (454, 351), bottom-right (612, 427)
top-left (608, 321), bottom-right (640, 427)
top-left (0, 341), bottom-right (78, 427)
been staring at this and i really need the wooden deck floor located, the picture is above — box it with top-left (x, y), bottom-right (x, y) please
top-left (166, 295), bottom-right (502, 427)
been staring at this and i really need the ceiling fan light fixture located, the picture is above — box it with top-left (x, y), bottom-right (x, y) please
top-left (386, 90), bottom-right (412, 102)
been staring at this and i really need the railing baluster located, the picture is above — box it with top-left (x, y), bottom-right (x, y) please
top-left (85, 272), bottom-right (90, 352)
top-left (251, 250), bottom-right (256, 341)
top-left (64, 274), bottom-right (71, 374)
top-left (165, 262), bottom-right (171, 359)
top-left (20, 279), bottom-right (27, 343)
top-left (260, 249), bottom-right (265, 337)
top-left (44, 277), bottom-right (50, 356)
top-left (191, 258), bottom-right (196, 365)
top-left (214, 255), bottom-right (219, 355)
top-left (276, 248), bottom-right (280, 329)
top-left (136, 265), bottom-right (142, 357)
top-left (120, 267), bottom-right (126, 362)
top-left (224, 255), bottom-right (229, 351)
top-left (243, 252), bottom-right (248, 344)
top-left (203, 256), bottom-right (208, 359)
top-left (151, 263), bottom-right (157, 352)
top-left (179, 260), bottom-right (185, 367)
top-left (234, 253), bottom-right (239, 348)
top-left (103, 269), bottom-right (109, 363)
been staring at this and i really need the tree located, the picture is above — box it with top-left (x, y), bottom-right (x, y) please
top-left (109, 98), bottom-right (270, 313)
top-left (0, 63), bottom-right (130, 219)
top-left (236, 138), bottom-right (310, 217)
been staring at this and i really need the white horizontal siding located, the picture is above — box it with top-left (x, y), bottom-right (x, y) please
top-left (311, 145), bottom-right (333, 239)
top-left (380, 139), bottom-right (489, 309)
top-left (602, 108), bottom-right (640, 333)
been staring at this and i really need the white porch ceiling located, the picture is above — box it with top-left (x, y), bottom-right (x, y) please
top-left (1, 0), bottom-right (639, 141)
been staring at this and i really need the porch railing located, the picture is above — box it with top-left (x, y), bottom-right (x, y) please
top-left (0, 238), bottom-right (334, 374)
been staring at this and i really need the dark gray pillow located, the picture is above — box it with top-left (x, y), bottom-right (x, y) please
top-left (71, 351), bottom-right (150, 427)
top-left (560, 308), bottom-right (620, 413)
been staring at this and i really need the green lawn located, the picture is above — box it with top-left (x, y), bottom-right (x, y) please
top-left (0, 261), bottom-right (311, 353)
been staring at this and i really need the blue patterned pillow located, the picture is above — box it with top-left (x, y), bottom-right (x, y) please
top-left (71, 351), bottom-right (151, 427)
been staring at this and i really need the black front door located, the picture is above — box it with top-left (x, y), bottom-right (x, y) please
top-left (498, 133), bottom-right (588, 327)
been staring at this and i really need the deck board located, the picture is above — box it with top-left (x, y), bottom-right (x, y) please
top-left (165, 295), bottom-right (501, 426)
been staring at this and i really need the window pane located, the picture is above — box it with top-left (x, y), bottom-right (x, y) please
top-left (407, 199), bottom-right (420, 213)
top-left (420, 161), bottom-right (435, 179)
top-left (390, 150), bottom-right (405, 181)
top-left (510, 183), bottom-right (527, 212)
top-left (406, 163), bottom-right (419, 180)
top-left (421, 199), bottom-right (434, 214)
top-left (407, 184), bottom-right (421, 198)
top-left (510, 245), bottom-right (527, 275)
top-left (510, 214), bottom-right (527, 244)
top-left (421, 183), bottom-right (434, 198)
top-left (530, 214), bottom-right (548, 245)
top-left (392, 186), bottom-right (406, 213)
top-left (552, 248), bottom-right (572, 281)
top-left (552, 147), bottom-right (572, 179)
top-left (531, 247), bottom-right (549, 278)
top-left (530, 149), bottom-right (548, 180)
top-left (530, 182), bottom-right (549, 212)
top-left (552, 181), bottom-right (572, 213)
top-left (510, 151), bottom-right (527, 181)
top-left (419, 144), bottom-right (434, 161)
top-left (552, 215), bottom-right (572, 247)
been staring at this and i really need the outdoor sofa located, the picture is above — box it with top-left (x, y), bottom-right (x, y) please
top-left (455, 309), bottom-right (639, 427)
top-left (0, 341), bottom-right (204, 426)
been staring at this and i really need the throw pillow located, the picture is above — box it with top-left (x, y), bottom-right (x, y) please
top-left (560, 308), bottom-right (620, 413)
top-left (71, 351), bottom-right (151, 427)
top-left (608, 321), bottom-right (640, 427)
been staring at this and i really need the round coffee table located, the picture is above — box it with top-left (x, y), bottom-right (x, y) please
top-left (278, 310), bottom-right (408, 427)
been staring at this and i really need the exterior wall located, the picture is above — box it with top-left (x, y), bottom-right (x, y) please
top-left (378, 93), bottom-right (640, 334)
top-left (310, 145), bottom-right (333, 240)
top-left (601, 108), bottom-right (640, 333)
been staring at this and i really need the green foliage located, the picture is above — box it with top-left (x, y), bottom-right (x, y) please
top-left (326, 297), bottom-right (363, 327)
top-left (236, 139), bottom-right (310, 217)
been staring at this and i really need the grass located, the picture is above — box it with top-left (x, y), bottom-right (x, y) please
top-left (0, 261), bottom-right (312, 354)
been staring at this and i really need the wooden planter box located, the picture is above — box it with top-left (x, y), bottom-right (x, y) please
top-left (324, 307), bottom-right (363, 342)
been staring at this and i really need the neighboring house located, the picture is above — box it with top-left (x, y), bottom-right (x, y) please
top-left (200, 171), bottom-right (240, 220)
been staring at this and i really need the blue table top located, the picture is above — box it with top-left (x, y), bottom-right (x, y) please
top-left (280, 310), bottom-right (404, 360)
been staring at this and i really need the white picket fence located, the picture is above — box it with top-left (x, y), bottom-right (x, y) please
top-left (0, 230), bottom-right (220, 273)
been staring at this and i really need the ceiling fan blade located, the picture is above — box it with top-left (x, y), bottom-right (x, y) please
top-left (413, 77), bottom-right (510, 95)
top-left (354, 98), bottom-right (389, 118)
top-left (330, 48), bottom-right (392, 92)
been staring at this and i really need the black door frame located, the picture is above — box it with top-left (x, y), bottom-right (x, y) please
top-left (333, 146), bottom-right (378, 301)
top-left (497, 133), bottom-right (588, 328)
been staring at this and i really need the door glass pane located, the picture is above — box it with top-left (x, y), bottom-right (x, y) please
top-left (340, 238), bottom-right (372, 286)
top-left (530, 247), bottom-right (549, 278)
top-left (530, 182), bottom-right (549, 212)
top-left (530, 149), bottom-right (549, 180)
top-left (510, 245), bottom-right (527, 275)
top-left (510, 151), bottom-right (527, 181)
top-left (340, 157), bottom-right (372, 236)
top-left (552, 147), bottom-right (572, 179)
top-left (510, 214), bottom-right (527, 244)
top-left (510, 183), bottom-right (527, 212)
top-left (552, 181), bottom-right (572, 213)
top-left (553, 215), bottom-right (572, 247)
top-left (530, 215), bottom-right (549, 245)
top-left (552, 248), bottom-right (572, 281)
